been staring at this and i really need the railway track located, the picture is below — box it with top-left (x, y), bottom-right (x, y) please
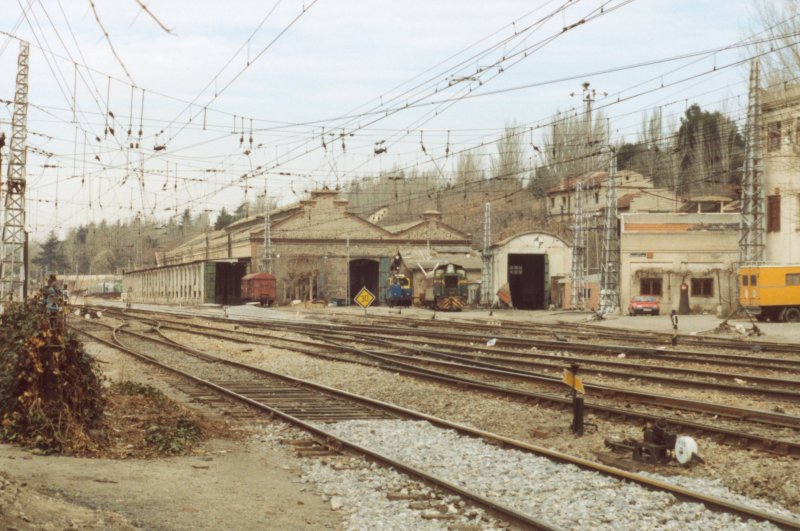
top-left (113, 308), bottom-right (800, 406)
top-left (93, 307), bottom-right (800, 457)
top-left (68, 314), bottom-right (800, 529)
top-left (328, 311), bottom-right (800, 356)
top-left (96, 305), bottom-right (800, 371)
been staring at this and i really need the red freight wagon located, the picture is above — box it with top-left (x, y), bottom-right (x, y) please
top-left (241, 273), bottom-right (276, 307)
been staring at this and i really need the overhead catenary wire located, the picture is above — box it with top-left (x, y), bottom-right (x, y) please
top-left (8, 2), bottom-right (800, 234)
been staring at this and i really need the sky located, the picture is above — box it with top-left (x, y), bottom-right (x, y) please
top-left (0, 0), bottom-right (771, 239)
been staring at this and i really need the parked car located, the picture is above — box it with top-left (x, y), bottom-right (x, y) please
top-left (629, 295), bottom-right (660, 316)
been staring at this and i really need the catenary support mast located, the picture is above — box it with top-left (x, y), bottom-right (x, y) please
top-left (599, 147), bottom-right (619, 316)
top-left (481, 202), bottom-right (493, 307)
top-left (261, 178), bottom-right (273, 274)
top-left (571, 181), bottom-right (586, 310)
top-left (738, 59), bottom-right (765, 266)
top-left (1, 41), bottom-right (30, 301)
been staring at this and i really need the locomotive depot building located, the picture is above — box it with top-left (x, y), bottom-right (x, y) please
top-left (124, 189), bottom-right (475, 306)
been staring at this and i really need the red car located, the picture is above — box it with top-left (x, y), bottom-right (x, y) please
top-left (629, 295), bottom-right (660, 316)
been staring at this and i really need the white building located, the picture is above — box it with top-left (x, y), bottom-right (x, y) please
top-left (488, 232), bottom-right (572, 309)
top-left (762, 85), bottom-right (800, 263)
top-left (620, 213), bottom-right (740, 315)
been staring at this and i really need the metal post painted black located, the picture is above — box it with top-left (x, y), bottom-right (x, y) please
top-left (570, 363), bottom-right (584, 436)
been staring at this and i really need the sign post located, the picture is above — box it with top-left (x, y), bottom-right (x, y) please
top-left (563, 363), bottom-right (586, 435)
top-left (354, 286), bottom-right (376, 317)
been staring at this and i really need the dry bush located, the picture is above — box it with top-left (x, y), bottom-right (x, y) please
top-left (0, 301), bottom-right (105, 454)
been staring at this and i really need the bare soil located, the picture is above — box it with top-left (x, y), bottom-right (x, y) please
top-left (0, 340), bottom-right (342, 530)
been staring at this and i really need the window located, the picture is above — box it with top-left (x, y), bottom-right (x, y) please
top-left (796, 117), bottom-right (800, 146)
top-left (767, 195), bottom-right (781, 232)
top-left (594, 192), bottom-right (600, 204)
top-left (742, 275), bottom-right (749, 286)
top-left (750, 275), bottom-right (757, 286)
top-left (797, 195), bottom-right (800, 231)
top-left (768, 121), bottom-right (782, 151)
top-left (640, 278), bottom-right (662, 296)
top-left (787, 273), bottom-right (800, 286)
top-left (509, 265), bottom-right (523, 275)
top-left (691, 278), bottom-right (714, 297)
top-left (550, 197), bottom-right (555, 208)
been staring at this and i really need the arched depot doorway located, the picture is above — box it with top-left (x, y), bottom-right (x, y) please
top-left (349, 259), bottom-right (379, 303)
top-left (507, 253), bottom-right (547, 309)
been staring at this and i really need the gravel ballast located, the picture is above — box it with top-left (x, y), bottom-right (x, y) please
top-left (313, 419), bottom-right (798, 530)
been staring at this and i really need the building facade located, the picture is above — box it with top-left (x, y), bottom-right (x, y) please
top-left (125, 190), bottom-right (473, 306)
top-left (488, 232), bottom-right (572, 310)
top-left (762, 85), bottom-right (800, 263)
top-left (619, 213), bottom-right (740, 315)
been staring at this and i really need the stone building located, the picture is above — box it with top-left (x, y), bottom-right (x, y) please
top-left (251, 190), bottom-right (472, 304)
top-left (124, 189), bottom-right (472, 306)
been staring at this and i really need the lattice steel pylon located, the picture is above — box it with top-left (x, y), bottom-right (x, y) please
top-left (738, 59), bottom-right (765, 266)
top-left (599, 148), bottom-right (619, 316)
top-left (481, 202), bottom-right (493, 307)
top-left (1, 41), bottom-right (30, 301)
top-left (261, 178), bottom-right (273, 274)
top-left (571, 181), bottom-right (586, 310)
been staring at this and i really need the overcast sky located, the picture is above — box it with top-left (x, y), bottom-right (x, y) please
top-left (0, 0), bottom-right (765, 238)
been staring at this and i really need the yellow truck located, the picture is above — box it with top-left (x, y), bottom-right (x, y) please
top-left (739, 265), bottom-right (800, 322)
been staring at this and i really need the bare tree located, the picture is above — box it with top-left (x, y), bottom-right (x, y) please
top-left (490, 123), bottom-right (526, 182)
top-left (455, 148), bottom-right (484, 185)
top-left (750, 1), bottom-right (800, 85)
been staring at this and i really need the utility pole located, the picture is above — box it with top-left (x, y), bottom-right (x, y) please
top-left (571, 181), bottom-right (586, 310)
top-left (346, 235), bottom-right (350, 305)
top-left (1, 41), bottom-right (30, 301)
top-left (261, 178), bottom-right (273, 273)
top-left (481, 202), bottom-right (493, 308)
top-left (571, 81), bottom-right (606, 173)
top-left (738, 59), bottom-right (765, 266)
top-left (599, 146), bottom-right (620, 316)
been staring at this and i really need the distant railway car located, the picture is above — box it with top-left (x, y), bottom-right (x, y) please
top-left (385, 273), bottom-right (412, 307)
top-left (87, 281), bottom-right (122, 297)
top-left (421, 263), bottom-right (467, 311)
top-left (241, 272), bottom-right (276, 307)
top-left (739, 265), bottom-right (800, 322)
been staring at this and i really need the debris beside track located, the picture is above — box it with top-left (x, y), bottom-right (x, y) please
top-left (0, 301), bottom-right (105, 454)
top-left (0, 301), bottom-right (234, 457)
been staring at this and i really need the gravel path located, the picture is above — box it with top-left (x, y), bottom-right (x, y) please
top-left (316, 419), bottom-right (799, 531)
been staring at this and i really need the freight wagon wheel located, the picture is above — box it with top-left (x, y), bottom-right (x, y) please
top-left (784, 307), bottom-right (800, 323)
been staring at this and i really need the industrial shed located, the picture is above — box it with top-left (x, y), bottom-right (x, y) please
top-left (488, 232), bottom-right (572, 310)
top-left (250, 190), bottom-right (472, 305)
top-left (125, 190), bottom-right (473, 306)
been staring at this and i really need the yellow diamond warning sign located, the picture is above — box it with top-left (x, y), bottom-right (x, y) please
top-left (562, 369), bottom-right (586, 394)
top-left (354, 287), bottom-right (376, 309)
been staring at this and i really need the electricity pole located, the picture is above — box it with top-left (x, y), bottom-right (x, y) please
top-left (1, 41), bottom-right (30, 301)
top-left (261, 178), bottom-right (272, 273)
top-left (481, 202), bottom-right (493, 308)
top-left (599, 146), bottom-right (620, 316)
top-left (571, 181), bottom-right (586, 310)
top-left (571, 81), bottom-right (606, 173)
top-left (738, 59), bottom-right (765, 266)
